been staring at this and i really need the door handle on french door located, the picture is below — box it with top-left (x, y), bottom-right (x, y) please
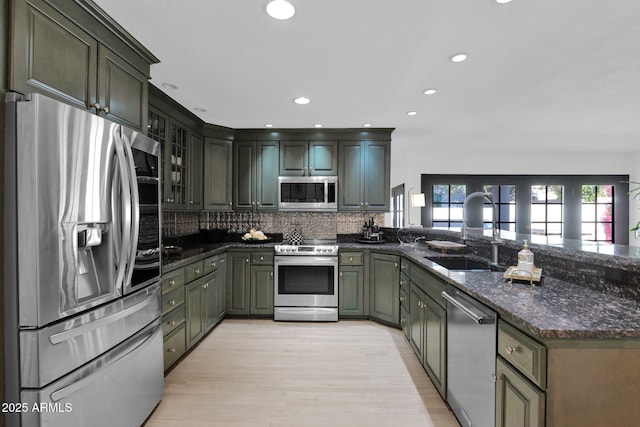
top-left (121, 132), bottom-right (140, 289)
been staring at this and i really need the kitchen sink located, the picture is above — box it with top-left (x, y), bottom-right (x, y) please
top-left (425, 256), bottom-right (494, 271)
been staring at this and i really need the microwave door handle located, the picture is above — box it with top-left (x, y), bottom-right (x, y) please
top-left (121, 132), bottom-right (140, 288)
top-left (113, 132), bottom-right (132, 292)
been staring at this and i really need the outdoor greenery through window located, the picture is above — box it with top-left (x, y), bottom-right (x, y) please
top-left (581, 185), bottom-right (614, 242)
top-left (419, 174), bottom-right (629, 245)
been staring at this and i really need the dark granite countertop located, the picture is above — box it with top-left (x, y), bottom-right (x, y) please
top-left (162, 239), bottom-right (640, 341)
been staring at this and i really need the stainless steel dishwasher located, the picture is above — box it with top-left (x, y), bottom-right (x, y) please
top-left (442, 285), bottom-right (497, 427)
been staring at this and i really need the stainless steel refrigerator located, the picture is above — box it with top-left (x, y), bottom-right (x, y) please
top-left (4, 93), bottom-right (164, 426)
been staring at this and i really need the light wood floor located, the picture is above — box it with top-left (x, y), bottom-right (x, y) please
top-left (145, 319), bottom-right (459, 427)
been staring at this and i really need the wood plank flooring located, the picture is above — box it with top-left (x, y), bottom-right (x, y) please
top-left (145, 319), bottom-right (459, 427)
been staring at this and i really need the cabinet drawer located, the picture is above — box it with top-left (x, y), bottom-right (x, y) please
top-left (411, 266), bottom-right (446, 307)
top-left (400, 286), bottom-right (409, 311)
top-left (400, 258), bottom-right (410, 274)
top-left (163, 323), bottom-right (186, 372)
top-left (162, 286), bottom-right (185, 316)
top-left (185, 260), bottom-right (205, 282)
top-left (400, 272), bottom-right (410, 292)
top-left (339, 252), bottom-right (364, 266)
top-left (204, 255), bottom-right (221, 274)
top-left (498, 320), bottom-right (547, 388)
top-left (163, 303), bottom-right (186, 336)
top-left (251, 251), bottom-right (274, 265)
top-left (162, 267), bottom-right (185, 294)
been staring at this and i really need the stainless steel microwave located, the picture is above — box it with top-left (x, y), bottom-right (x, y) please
top-left (278, 176), bottom-right (338, 211)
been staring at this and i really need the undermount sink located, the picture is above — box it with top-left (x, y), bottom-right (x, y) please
top-left (425, 256), bottom-right (494, 271)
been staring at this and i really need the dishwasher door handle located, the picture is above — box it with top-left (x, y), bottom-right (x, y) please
top-left (441, 291), bottom-right (494, 325)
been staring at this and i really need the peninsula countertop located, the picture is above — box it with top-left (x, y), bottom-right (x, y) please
top-left (162, 240), bottom-right (640, 341)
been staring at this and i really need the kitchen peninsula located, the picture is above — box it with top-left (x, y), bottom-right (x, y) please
top-left (162, 228), bottom-right (640, 427)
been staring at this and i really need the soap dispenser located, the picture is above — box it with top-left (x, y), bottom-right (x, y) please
top-left (517, 240), bottom-right (535, 276)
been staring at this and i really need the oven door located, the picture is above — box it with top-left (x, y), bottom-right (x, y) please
top-left (274, 256), bottom-right (338, 308)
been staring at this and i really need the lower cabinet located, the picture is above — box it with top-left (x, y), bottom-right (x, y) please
top-left (227, 249), bottom-right (274, 316)
top-left (424, 296), bottom-right (446, 395)
top-left (369, 253), bottom-right (400, 326)
top-left (339, 251), bottom-right (365, 316)
top-left (496, 357), bottom-right (545, 427)
top-left (186, 271), bottom-right (220, 349)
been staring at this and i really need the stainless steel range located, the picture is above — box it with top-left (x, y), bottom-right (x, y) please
top-left (273, 241), bottom-right (339, 321)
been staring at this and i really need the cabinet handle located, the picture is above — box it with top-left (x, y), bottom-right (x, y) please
top-left (168, 300), bottom-right (176, 306)
top-left (169, 280), bottom-right (175, 286)
top-left (229, 201), bottom-right (233, 206)
top-left (400, 296), bottom-right (405, 302)
top-left (400, 280), bottom-right (405, 286)
top-left (257, 201), bottom-right (261, 206)
top-left (189, 200), bottom-right (194, 205)
top-left (168, 320), bottom-right (176, 326)
top-left (349, 257), bottom-right (353, 262)
top-left (394, 262), bottom-right (398, 268)
top-left (339, 272), bottom-right (343, 277)
top-left (260, 256), bottom-right (264, 261)
top-left (195, 269), bottom-right (201, 274)
top-left (167, 348), bottom-right (176, 353)
top-left (91, 102), bottom-right (109, 114)
top-left (401, 263), bottom-right (407, 270)
top-left (506, 345), bottom-right (518, 355)
top-left (270, 271), bottom-right (274, 276)
top-left (245, 258), bottom-right (249, 263)
top-left (211, 262), bottom-right (216, 267)
top-left (492, 373), bottom-right (503, 382)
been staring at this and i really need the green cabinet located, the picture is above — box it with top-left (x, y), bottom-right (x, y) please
top-left (203, 138), bottom-right (233, 211)
top-left (186, 267), bottom-right (223, 349)
top-left (187, 132), bottom-right (203, 210)
top-left (233, 141), bottom-right (279, 211)
top-left (280, 140), bottom-right (338, 176)
top-left (10, 0), bottom-right (152, 130)
top-left (226, 251), bottom-right (251, 315)
top-left (250, 265), bottom-right (274, 315)
top-left (162, 266), bottom-right (186, 372)
top-left (369, 253), bottom-right (399, 325)
top-left (496, 357), bottom-right (545, 427)
top-left (339, 251), bottom-right (365, 316)
top-left (407, 262), bottom-right (447, 398)
top-left (338, 140), bottom-right (390, 211)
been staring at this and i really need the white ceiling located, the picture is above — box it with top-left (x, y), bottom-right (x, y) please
top-left (95, 0), bottom-right (640, 152)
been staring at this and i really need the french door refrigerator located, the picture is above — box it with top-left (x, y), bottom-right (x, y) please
top-left (4, 93), bottom-right (164, 427)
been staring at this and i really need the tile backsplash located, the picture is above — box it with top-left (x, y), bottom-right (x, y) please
top-left (162, 210), bottom-right (385, 240)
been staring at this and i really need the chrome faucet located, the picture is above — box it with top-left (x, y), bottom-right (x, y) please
top-left (461, 191), bottom-right (502, 266)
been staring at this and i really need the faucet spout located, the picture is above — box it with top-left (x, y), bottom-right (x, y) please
top-left (461, 191), bottom-right (502, 265)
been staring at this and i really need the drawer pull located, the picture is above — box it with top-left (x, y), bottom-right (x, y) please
top-left (195, 269), bottom-right (201, 274)
top-left (260, 256), bottom-right (264, 261)
top-left (506, 345), bottom-right (518, 355)
top-left (394, 262), bottom-right (398, 268)
top-left (211, 262), bottom-right (216, 267)
top-left (168, 300), bottom-right (176, 306)
top-left (169, 280), bottom-right (175, 286)
top-left (168, 320), bottom-right (176, 326)
top-left (400, 280), bottom-right (405, 286)
top-left (492, 373), bottom-right (503, 382)
top-left (349, 257), bottom-right (353, 262)
top-left (167, 348), bottom-right (176, 353)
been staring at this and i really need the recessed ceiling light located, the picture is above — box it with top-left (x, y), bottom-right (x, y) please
top-left (495, 0), bottom-right (513, 3)
top-left (266, 0), bottom-right (295, 20)
top-left (423, 88), bottom-right (437, 95)
top-left (407, 111), bottom-right (418, 116)
top-left (265, 124), bottom-right (274, 128)
top-left (450, 53), bottom-right (468, 63)
top-left (162, 82), bottom-right (178, 90)
top-left (363, 123), bottom-right (372, 127)
top-left (194, 107), bottom-right (207, 112)
top-left (293, 97), bottom-right (311, 105)
top-left (314, 124), bottom-right (323, 128)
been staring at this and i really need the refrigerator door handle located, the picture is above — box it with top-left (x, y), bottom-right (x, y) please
top-left (121, 131), bottom-right (140, 289)
top-left (49, 320), bottom-right (161, 402)
top-left (48, 293), bottom-right (157, 345)
top-left (113, 130), bottom-right (133, 291)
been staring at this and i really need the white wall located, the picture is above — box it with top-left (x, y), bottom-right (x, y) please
top-left (389, 132), bottom-right (640, 246)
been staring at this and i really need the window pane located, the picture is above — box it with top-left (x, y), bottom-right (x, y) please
top-left (547, 223), bottom-right (562, 235)
top-left (451, 185), bottom-right (466, 202)
top-left (531, 204), bottom-right (546, 221)
top-left (450, 206), bottom-right (464, 221)
top-left (432, 207), bottom-right (450, 221)
top-left (433, 221), bottom-right (449, 228)
top-left (582, 222), bottom-right (595, 239)
top-left (548, 186), bottom-right (563, 203)
top-left (502, 185), bottom-right (516, 202)
top-left (547, 204), bottom-right (563, 222)
top-left (531, 185), bottom-right (545, 202)
top-left (531, 223), bottom-right (546, 235)
top-left (582, 185), bottom-right (596, 203)
top-left (582, 204), bottom-right (596, 222)
top-left (433, 185), bottom-right (449, 203)
top-left (482, 206), bottom-right (494, 222)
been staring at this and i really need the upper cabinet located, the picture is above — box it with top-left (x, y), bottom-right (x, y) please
top-left (204, 138), bottom-right (233, 211)
top-left (279, 140), bottom-right (338, 176)
top-left (338, 140), bottom-right (391, 212)
top-left (9, 0), bottom-right (158, 131)
top-left (233, 140), bottom-right (279, 212)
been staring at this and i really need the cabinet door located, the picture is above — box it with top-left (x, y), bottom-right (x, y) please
top-left (496, 357), bottom-right (545, 427)
top-left (164, 120), bottom-right (189, 208)
top-left (148, 108), bottom-right (169, 205)
top-left (338, 141), bottom-right (365, 211)
top-left (216, 255), bottom-right (227, 321)
top-left (339, 266), bottom-right (364, 316)
top-left (226, 252), bottom-right (251, 314)
top-left (279, 141), bottom-right (308, 176)
top-left (256, 141), bottom-right (279, 211)
top-left (185, 279), bottom-right (205, 349)
top-left (425, 296), bottom-right (446, 397)
top-left (233, 141), bottom-right (256, 211)
top-left (204, 138), bottom-right (233, 211)
top-left (204, 270), bottom-right (219, 331)
top-left (369, 253), bottom-right (400, 325)
top-left (363, 141), bottom-right (391, 211)
top-left (187, 132), bottom-right (203, 210)
top-left (250, 266), bottom-right (274, 315)
top-left (11, 0), bottom-right (98, 110)
top-left (97, 45), bottom-right (148, 130)
top-left (409, 284), bottom-right (425, 360)
top-left (309, 141), bottom-right (338, 176)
